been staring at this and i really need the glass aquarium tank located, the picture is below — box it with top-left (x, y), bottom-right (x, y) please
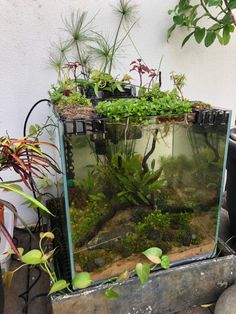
top-left (53, 108), bottom-right (231, 283)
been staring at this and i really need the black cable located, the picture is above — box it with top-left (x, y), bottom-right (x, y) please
top-left (23, 99), bottom-right (51, 232)
top-left (23, 99), bottom-right (50, 138)
top-left (18, 99), bottom-right (51, 313)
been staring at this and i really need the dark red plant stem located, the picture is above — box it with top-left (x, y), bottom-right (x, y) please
top-left (0, 223), bottom-right (20, 257)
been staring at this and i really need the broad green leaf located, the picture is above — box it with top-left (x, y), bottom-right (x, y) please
top-left (208, 0), bottom-right (222, 6)
top-left (173, 15), bottom-right (184, 25)
top-left (72, 272), bottom-right (92, 289)
top-left (0, 183), bottom-right (52, 216)
top-left (135, 263), bottom-right (150, 285)
top-left (104, 288), bottom-right (119, 299)
top-left (161, 255), bottom-right (171, 269)
top-left (143, 247), bottom-right (162, 264)
top-left (223, 25), bottom-right (231, 45)
top-left (204, 31), bottom-right (216, 47)
top-left (228, 0), bottom-right (236, 9)
top-left (216, 33), bottom-right (224, 45)
top-left (220, 13), bottom-right (232, 25)
top-left (49, 280), bottom-right (69, 295)
top-left (181, 31), bottom-right (194, 47)
top-left (194, 27), bottom-right (205, 43)
top-left (20, 249), bottom-right (43, 265)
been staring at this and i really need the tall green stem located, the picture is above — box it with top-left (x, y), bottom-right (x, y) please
top-left (75, 42), bottom-right (87, 79)
top-left (108, 16), bottom-right (124, 74)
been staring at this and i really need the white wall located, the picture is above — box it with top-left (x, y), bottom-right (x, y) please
top-left (0, 0), bottom-right (235, 224)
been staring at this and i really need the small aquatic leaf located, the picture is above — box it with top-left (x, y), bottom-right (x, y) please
top-left (161, 255), bottom-right (170, 269)
top-left (20, 249), bottom-right (43, 265)
top-left (49, 280), bottom-right (69, 295)
top-left (104, 288), bottom-right (119, 299)
top-left (151, 159), bottom-right (155, 170)
top-left (143, 247), bottom-right (162, 264)
top-left (135, 263), bottom-right (150, 285)
top-left (72, 272), bottom-right (92, 289)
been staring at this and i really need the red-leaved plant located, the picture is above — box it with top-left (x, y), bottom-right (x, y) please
top-left (129, 58), bottom-right (158, 90)
top-left (0, 134), bottom-right (60, 280)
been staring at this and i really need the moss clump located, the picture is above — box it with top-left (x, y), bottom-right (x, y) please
top-left (75, 249), bottom-right (116, 272)
top-left (70, 199), bottom-right (109, 246)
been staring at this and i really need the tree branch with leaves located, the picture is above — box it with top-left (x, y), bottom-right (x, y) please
top-left (168, 0), bottom-right (236, 47)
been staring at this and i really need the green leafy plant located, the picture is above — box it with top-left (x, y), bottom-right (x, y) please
top-left (49, 80), bottom-right (91, 109)
top-left (50, 0), bottom-right (139, 78)
top-left (96, 92), bottom-right (192, 121)
top-left (89, 70), bottom-right (131, 97)
top-left (168, 0), bottom-right (236, 47)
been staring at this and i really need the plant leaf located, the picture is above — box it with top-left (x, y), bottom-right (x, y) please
top-left (40, 232), bottom-right (55, 240)
top-left (5, 247), bottom-right (24, 256)
top-left (135, 263), bottom-right (150, 285)
top-left (204, 31), bottom-right (216, 47)
top-left (0, 183), bottom-right (53, 216)
top-left (229, 0), bottom-right (236, 9)
top-left (20, 249), bottom-right (43, 265)
top-left (223, 25), bottom-right (231, 45)
top-left (194, 27), bottom-right (205, 43)
top-left (72, 272), bottom-right (92, 289)
top-left (161, 255), bottom-right (171, 269)
top-left (143, 247), bottom-right (162, 264)
top-left (181, 31), bottom-right (194, 47)
top-left (49, 280), bottom-right (69, 295)
top-left (104, 288), bottom-right (119, 299)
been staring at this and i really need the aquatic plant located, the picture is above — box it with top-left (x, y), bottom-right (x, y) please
top-left (95, 152), bottom-right (165, 208)
top-left (49, 80), bottom-right (91, 109)
top-left (96, 92), bottom-right (192, 121)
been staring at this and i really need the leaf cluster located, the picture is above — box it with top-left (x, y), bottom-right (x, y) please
top-left (168, 0), bottom-right (236, 47)
top-left (96, 91), bottom-right (192, 121)
top-left (49, 80), bottom-right (91, 109)
top-left (89, 70), bottom-right (130, 97)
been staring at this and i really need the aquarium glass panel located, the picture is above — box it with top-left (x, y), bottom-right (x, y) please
top-left (58, 112), bottom-right (231, 282)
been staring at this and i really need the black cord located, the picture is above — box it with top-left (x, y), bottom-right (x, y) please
top-left (23, 99), bottom-right (50, 138)
top-left (23, 99), bottom-right (51, 232)
top-left (19, 99), bottom-right (51, 313)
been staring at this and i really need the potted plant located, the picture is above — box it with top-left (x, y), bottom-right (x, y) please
top-left (0, 135), bottom-right (67, 309)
